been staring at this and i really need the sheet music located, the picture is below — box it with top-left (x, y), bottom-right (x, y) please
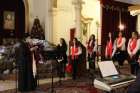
top-left (98, 61), bottom-right (119, 77)
top-left (0, 47), bottom-right (5, 53)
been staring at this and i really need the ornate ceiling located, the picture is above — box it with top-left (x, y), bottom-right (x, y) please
top-left (115, 0), bottom-right (140, 5)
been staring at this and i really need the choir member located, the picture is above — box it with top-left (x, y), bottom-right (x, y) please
top-left (112, 31), bottom-right (126, 66)
top-left (127, 56), bottom-right (140, 93)
top-left (87, 34), bottom-right (97, 70)
top-left (57, 38), bottom-right (67, 78)
top-left (127, 31), bottom-right (140, 75)
top-left (105, 32), bottom-right (113, 60)
top-left (15, 34), bottom-right (38, 92)
top-left (70, 38), bottom-right (82, 80)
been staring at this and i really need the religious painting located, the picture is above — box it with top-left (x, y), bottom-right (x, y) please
top-left (81, 22), bottom-right (87, 36)
top-left (3, 11), bottom-right (15, 30)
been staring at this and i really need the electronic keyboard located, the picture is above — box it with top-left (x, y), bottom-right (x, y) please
top-left (94, 74), bottom-right (136, 92)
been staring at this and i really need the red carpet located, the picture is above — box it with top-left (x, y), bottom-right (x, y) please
top-left (53, 86), bottom-right (97, 93)
top-left (0, 87), bottom-right (98, 93)
top-left (40, 79), bottom-right (99, 93)
top-left (0, 80), bottom-right (98, 93)
top-left (0, 81), bottom-right (98, 93)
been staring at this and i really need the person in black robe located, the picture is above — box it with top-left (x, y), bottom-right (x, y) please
top-left (127, 54), bottom-right (140, 93)
top-left (57, 38), bottom-right (67, 78)
top-left (127, 71), bottom-right (140, 93)
top-left (15, 35), bottom-right (38, 92)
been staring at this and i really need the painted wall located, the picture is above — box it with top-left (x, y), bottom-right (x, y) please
top-left (28, 0), bottom-right (75, 45)
top-left (53, 0), bottom-right (101, 45)
top-left (137, 15), bottom-right (140, 34)
top-left (28, 0), bottom-right (46, 31)
top-left (82, 0), bottom-right (101, 44)
top-left (53, 0), bottom-right (75, 45)
top-left (28, 0), bottom-right (53, 41)
top-left (28, 0), bottom-right (101, 46)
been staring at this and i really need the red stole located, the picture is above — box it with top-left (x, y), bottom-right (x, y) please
top-left (87, 40), bottom-right (94, 54)
top-left (117, 37), bottom-right (122, 46)
top-left (71, 46), bottom-right (78, 60)
top-left (106, 40), bottom-right (112, 57)
top-left (129, 38), bottom-right (137, 52)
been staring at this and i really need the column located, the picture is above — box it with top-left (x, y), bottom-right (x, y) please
top-left (45, 0), bottom-right (53, 42)
top-left (137, 15), bottom-right (140, 34)
top-left (27, 0), bottom-right (34, 31)
top-left (72, 0), bottom-right (84, 40)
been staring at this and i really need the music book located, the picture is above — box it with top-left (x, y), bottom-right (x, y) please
top-left (98, 61), bottom-right (119, 77)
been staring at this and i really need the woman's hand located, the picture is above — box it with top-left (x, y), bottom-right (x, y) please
top-left (30, 46), bottom-right (38, 51)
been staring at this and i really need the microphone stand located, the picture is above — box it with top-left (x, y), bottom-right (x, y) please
top-left (47, 59), bottom-right (56, 93)
top-left (35, 52), bottom-right (46, 93)
top-left (15, 64), bottom-right (18, 93)
top-left (36, 63), bottom-right (41, 90)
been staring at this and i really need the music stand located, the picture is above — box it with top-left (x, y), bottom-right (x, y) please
top-left (47, 59), bottom-right (56, 93)
top-left (42, 45), bottom-right (58, 93)
top-left (15, 64), bottom-right (18, 93)
top-left (35, 64), bottom-right (45, 93)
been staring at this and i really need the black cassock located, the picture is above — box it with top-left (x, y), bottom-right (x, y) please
top-left (15, 41), bottom-right (37, 92)
top-left (127, 70), bottom-right (140, 93)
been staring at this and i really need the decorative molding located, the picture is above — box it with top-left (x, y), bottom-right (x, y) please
top-left (81, 15), bottom-right (93, 23)
top-left (129, 5), bottom-right (140, 16)
top-left (128, 5), bottom-right (140, 11)
top-left (72, 0), bottom-right (85, 9)
top-left (130, 10), bottom-right (140, 16)
top-left (101, 4), bottom-right (128, 12)
top-left (115, 0), bottom-right (140, 5)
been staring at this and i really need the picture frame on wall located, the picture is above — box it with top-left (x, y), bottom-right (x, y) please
top-left (3, 11), bottom-right (15, 30)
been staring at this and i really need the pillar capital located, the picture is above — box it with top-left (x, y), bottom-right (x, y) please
top-left (72, 0), bottom-right (85, 10)
top-left (72, 0), bottom-right (85, 40)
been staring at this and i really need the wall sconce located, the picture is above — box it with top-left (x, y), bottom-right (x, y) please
top-left (119, 11), bottom-right (125, 31)
top-left (119, 23), bottom-right (125, 31)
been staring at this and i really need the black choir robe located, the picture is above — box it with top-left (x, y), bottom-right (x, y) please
top-left (127, 70), bottom-right (140, 93)
top-left (15, 40), bottom-right (37, 92)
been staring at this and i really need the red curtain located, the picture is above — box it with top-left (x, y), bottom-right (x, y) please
top-left (101, 0), bottom-right (137, 59)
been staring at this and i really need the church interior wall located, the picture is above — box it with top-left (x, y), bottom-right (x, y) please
top-left (53, 0), bottom-right (101, 46)
top-left (82, 0), bottom-right (101, 45)
top-left (137, 15), bottom-right (140, 34)
top-left (53, 0), bottom-right (76, 45)
top-left (27, 0), bottom-right (140, 47)
top-left (27, 0), bottom-right (101, 46)
top-left (28, 0), bottom-right (46, 31)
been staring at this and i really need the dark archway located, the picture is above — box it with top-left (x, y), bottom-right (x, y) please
top-left (0, 0), bottom-right (25, 38)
